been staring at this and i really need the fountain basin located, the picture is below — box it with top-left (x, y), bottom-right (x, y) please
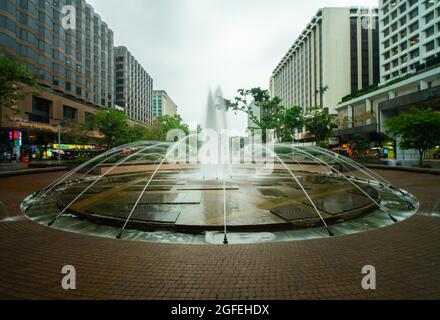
top-left (24, 164), bottom-right (411, 237)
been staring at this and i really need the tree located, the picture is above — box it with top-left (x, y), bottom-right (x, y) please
top-left (61, 119), bottom-right (93, 147)
top-left (304, 107), bottom-right (336, 144)
top-left (0, 54), bottom-right (38, 120)
top-left (349, 133), bottom-right (369, 157)
top-left (152, 114), bottom-right (189, 141)
top-left (283, 106), bottom-right (304, 142)
top-left (385, 108), bottom-right (440, 167)
top-left (224, 88), bottom-right (286, 141)
top-left (125, 124), bottom-right (150, 143)
top-left (92, 108), bottom-right (129, 149)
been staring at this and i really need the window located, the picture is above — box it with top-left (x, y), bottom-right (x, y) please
top-left (400, 16), bottom-right (407, 27)
top-left (425, 40), bottom-right (435, 52)
top-left (425, 12), bottom-right (435, 24)
top-left (63, 105), bottom-right (77, 120)
top-left (30, 96), bottom-right (51, 123)
top-left (400, 42), bottom-right (407, 51)
top-left (409, 9), bottom-right (418, 20)
top-left (409, 48), bottom-right (419, 59)
top-left (425, 26), bottom-right (435, 38)
top-left (409, 36), bottom-right (419, 47)
top-left (400, 29), bottom-right (407, 38)
top-left (425, 0), bottom-right (435, 10)
top-left (409, 22), bottom-right (418, 34)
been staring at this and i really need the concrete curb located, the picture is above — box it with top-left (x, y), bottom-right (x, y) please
top-left (1, 163), bottom-right (439, 177)
top-left (0, 167), bottom-right (69, 178)
top-left (364, 164), bottom-right (440, 175)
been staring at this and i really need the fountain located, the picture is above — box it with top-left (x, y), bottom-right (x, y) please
top-left (21, 93), bottom-right (419, 245)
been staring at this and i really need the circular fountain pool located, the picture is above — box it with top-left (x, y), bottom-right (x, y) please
top-left (21, 143), bottom-right (419, 245)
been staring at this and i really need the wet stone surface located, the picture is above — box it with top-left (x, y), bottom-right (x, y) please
top-left (25, 166), bottom-right (416, 238)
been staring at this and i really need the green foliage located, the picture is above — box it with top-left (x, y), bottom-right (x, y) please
top-left (155, 114), bottom-right (189, 140)
top-left (304, 107), bottom-right (336, 144)
top-left (349, 133), bottom-right (369, 155)
top-left (283, 106), bottom-right (304, 142)
top-left (91, 108), bottom-right (190, 148)
top-left (318, 141), bottom-right (330, 149)
top-left (0, 54), bottom-right (38, 118)
top-left (61, 119), bottom-right (93, 147)
top-left (386, 108), bottom-right (440, 166)
top-left (126, 124), bottom-right (151, 143)
top-left (92, 108), bottom-right (129, 149)
top-left (224, 88), bottom-right (292, 141)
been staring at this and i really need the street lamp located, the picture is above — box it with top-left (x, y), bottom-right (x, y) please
top-left (57, 125), bottom-right (62, 164)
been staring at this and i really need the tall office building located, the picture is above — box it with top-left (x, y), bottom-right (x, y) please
top-left (379, 0), bottom-right (440, 83)
top-left (152, 90), bottom-right (178, 117)
top-left (334, 0), bottom-right (440, 159)
top-left (0, 0), bottom-right (114, 158)
top-left (114, 46), bottom-right (153, 125)
top-left (270, 7), bottom-right (380, 115)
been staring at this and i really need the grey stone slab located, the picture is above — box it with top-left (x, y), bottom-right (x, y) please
top-left (270, 205), bottom-right (318, 221)
top-left (137, 193), bottom-right (202, 204)
top-left (258, 189), bottom-right (288, 198)
top-left (303, 193), bottom-right (373, 215)
top-left (142, 212), bottom-right (180, 223)
top-left (177, 185), bottom-right (239, 191)
top-left (349, 186), bottom-right (379, 198)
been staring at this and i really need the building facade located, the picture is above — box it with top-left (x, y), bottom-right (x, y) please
top-left (333, 0), bottom-right (440, 160)
top-left (335, 66), bottom-right (440, 160)
top-left (270, 7), bottom-right (380, 115)
top-left (0, 0), bottom-right (114, 159)
top-left (152, 90), bottom-right (178, 117)
top-left (114, 46), bottom-right (153, 126)
top-left (380, 0), bottom-right (440, 83)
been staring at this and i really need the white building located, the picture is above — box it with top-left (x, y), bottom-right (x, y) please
top-left (152, 90), bottom-right (178, 117)
top-left (270, 7), bottom-right (380, 116)
top-left (247, 101), bottom-right (261, 129)
top-left (379, 0), bottom-right (440, 83)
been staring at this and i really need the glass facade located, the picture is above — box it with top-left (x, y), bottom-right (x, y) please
top-left (0, 0), bottom-right (115, 109)
top-left (380, 0), bottom-right (440, 82)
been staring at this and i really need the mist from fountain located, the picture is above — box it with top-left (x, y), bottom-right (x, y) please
top-left (19, 87), bottom-right (420, 245)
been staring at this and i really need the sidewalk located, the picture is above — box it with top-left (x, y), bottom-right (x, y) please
top-left (0, 162), bottom-right (27, 173)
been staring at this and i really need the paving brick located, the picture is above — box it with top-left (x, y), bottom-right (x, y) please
top-left (0, 170), bottom-right (439, 299)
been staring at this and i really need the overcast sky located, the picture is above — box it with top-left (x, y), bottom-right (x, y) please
top-left (88, 0), bottom-right (378, 130)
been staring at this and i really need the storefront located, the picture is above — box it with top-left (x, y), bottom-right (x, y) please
top-left (381, 141), bottom-right (395, 160)
top-left (0, 127), bottom-right (56, 161)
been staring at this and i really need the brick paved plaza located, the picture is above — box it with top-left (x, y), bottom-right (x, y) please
top-left (0, 170), bottom-right (439, 300)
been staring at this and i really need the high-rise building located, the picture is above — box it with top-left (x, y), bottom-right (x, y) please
top-left (114, 46), bottom-right (153, 125)
top-left (270, 7), bottom-right (380, 115)
top-left (379, 0), bottom-right (440, 83)
top-left (152, 90), bottom-right (178, 117)
top-left (333, 1), bottom-right (440, 160)
top-left (0, 0), bottom-right (114, 158)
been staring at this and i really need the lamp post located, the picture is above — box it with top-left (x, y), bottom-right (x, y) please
top-left (57, 125), bottom-right (61, 164)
